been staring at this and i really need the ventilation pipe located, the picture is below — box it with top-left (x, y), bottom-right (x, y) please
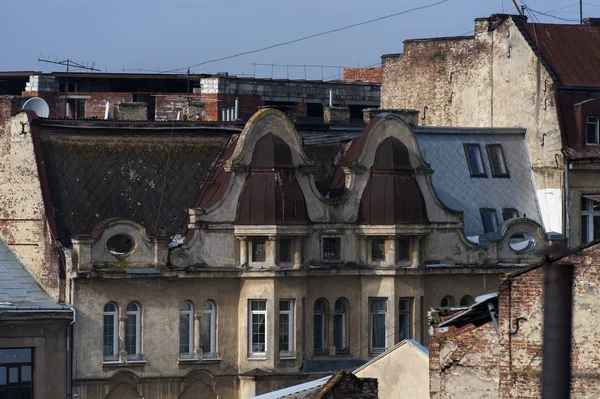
top-left (329, 89), bottom-right (333, 106)
top-left (104, 101), bottom-right (110, 120)
top-left (234, 98), bottom-right (239, 120)
top-left (176, 111), bottom-right (181, 121)
top-left (222, 109), bottom-right (226, 121)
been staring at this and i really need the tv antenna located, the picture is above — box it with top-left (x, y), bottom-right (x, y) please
top-left (37, 55), bottom-right (100, 94)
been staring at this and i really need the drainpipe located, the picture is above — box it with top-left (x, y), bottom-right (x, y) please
top-left (67, 306), bottom-right (76, 399)
top-left (564, 158), bottom-right (570, 246)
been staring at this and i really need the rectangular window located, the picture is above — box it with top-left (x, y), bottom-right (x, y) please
top-left (464, 144), bottom-right (486, 177)
top-left (397, 238), bottom-right (410, 261)
top-left (252, 238), bottom-right (266, 262)
top-left (486, 144), bottom-right (509, 177)
top-left (581, 195), bottom-right (600, 243)
top-left (179, 313), bottom-right (191, 355)
top-left (249, 300), bottom-right (267, 356)
top-left (587, 116), bottom-right (599, 144)
top-left (279, 239), bottom-right (291, 263)
top-left (322, 237), bottom-right (341, 261)
top-left (370, 299), bottom-right (387, 353)
top-left (480, 208), bottom-right (499, 233)
top-left (502, 208), bottom-right (519, 222)
top-left (279, 300), bottom-right (294, 357)
top-left (0, 348), bottom-right (33, 399)
top-left (398, 298), bottom-right (412, 342)
top-left (371, 238), bottom-right (385, 261)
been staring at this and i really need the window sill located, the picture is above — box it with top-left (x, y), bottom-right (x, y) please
top-left (248, 354), bottom-right (268, 361)
top-left (102, 359), bottom-right (147, 367)
top-left (178, 357), bottom-right (222, 364)
top-left (279, 351), bottom-right (297, 360)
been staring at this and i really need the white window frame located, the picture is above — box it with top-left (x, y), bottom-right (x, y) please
top-left (279, 299), bottom-right (295, 358)
top-left (581, 194), bottom-right (600, 243)
top-left (103, 302), bottom-right (118, 361)
top-left (179, 301), bottom-right (194, 358)
top-left (125, 302), bottom-right (141, 358)
top-left (201, 300), bottom-right (217, 357)
top-left (333, 299), bottom-right (347, 353)
top-left (249, 300), bottom-right (267, 358)
top-left (370, 298), bottom-right (387, 354)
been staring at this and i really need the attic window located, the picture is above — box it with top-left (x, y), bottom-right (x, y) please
top-left (480, 208), bottom-right (499, 233)
top-left (464, 144), bottom-right (486, 177)
top-left (502, 208), bottom-right (519, 221)
top-left (486, 145), bottom-right (509, 177)
top-left (106, 234), bottom-right (134, 255)
top-left (587, 116), bottom-right (600, 144)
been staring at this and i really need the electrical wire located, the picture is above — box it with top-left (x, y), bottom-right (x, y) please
top-left (162, 0), bottom-right (450, 73)
top-left (527, 7), bottom-right (580, 22)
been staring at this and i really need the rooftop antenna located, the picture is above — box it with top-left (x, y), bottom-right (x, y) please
top-left (511, 0), bottom-right (523, 15)
top-left (37, 56), bottom-right (100, 95)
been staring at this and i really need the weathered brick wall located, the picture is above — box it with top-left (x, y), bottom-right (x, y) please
top-left (326, 373), bottom-right (378, 399)
top-left (155, 94), bottom-right (203, 121)
top-left (84, 92), bottom-right (133, 119)
top-left (343, 67), bottom-right (382, 83)
top-left (430, 315), bottom-right (500, 398)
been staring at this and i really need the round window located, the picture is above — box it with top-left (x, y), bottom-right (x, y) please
top-left (106, 234), bottom-right (134, 255)
top-left (508, 233), bottom-right (536, 253)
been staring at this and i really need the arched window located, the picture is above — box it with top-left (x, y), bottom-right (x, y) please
top-left (313, 298), bottom-right (328, 354)
top-left (333, 299), bottom-right (348, 354)
top-left (179, 301), bottom-right (194, 358)
top-left (460, 295), bottom-right (475, 306)
top-left (441, 295), bottom-right (455, 308)
top-left (103, 302), bottom-right (118, 361)
top-left (200, 300), bottom-right (216, 357)
top-left (125, 302), bottom-right (141, 359)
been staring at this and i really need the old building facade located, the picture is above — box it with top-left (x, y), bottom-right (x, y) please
top-left (0, 102), bottom-right (559, 398)
top-left (429, 241), bottom-right (600, 398)
top-left (382, 14), bottom-right (600, 246)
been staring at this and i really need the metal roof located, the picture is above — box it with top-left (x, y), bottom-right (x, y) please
top-left (522, 23), bottom-right (600, 87)
top-left (252, 376), bottom-right (331, 399)
top-left (0, 236), bottom-right (71, 311)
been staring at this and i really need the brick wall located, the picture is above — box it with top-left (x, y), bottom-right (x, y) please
top-left (343, 67), bottom-right (382, 84)
top-left (84, 92), bottom-right (133, 119)
top-left (155, 94), bottom-right (203, 121)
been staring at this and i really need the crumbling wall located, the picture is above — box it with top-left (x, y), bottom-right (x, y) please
top-left (429, 315), bottom-right (500, 399)
top-left (0, 112), bottom-right (61, 298)
top-left (343, 67), bottom-right (382, 83)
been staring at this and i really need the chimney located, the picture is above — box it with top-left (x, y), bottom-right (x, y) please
top-left (583, 18), bottom-right (600, 26)
top-left (324, 106), bottom-right (350, 124)
top-left (363, 108), bottom-right (419, 126)
top-left (114, 102), bottom-right (148, 121)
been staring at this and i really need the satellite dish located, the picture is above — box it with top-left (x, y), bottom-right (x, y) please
top-left (22, 97), bottom-right (50, 118)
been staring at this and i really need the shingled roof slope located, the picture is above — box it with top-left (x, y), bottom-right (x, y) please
top-left (38, 128), bottom-right (230, 244)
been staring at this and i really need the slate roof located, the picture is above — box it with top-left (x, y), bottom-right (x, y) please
top-left (0, 236), bottom-right (71, 311)
top-left (414, 127), bottom-right (542, 236)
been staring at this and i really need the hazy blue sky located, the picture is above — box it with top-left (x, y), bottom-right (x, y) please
top-left (1, 0), bottom-right (597, 79)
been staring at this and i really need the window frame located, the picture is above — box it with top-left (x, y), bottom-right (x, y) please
top-left (333, 298), bottom-right (348, 354)
top-left (460, 295), bottom-right (475, 306)
top-left (322, 236), bottom-right (342, 262)
top-left (464, 144), bottom-right (487, 178)
top-left (441, 295), bottom-right (456, 307)
top-left (278, 238), bottom-right (292, 264)
top-left (103, 302), bottom-right (119, 361)
top-left (369, 298), bottom-right (387, 354)
top-left (581, 194), bottom-right (600, 243)
top-left (397, 237), bottom-right (410, 262)
top-left (279, 299), bottom-right (295, 358)
top-left (248, 300), bottom-right (268, 357)
top-left (0, 347), bottom-right (34, 398)
top-left (179, 301), bottom-right (194, 358)
top-left (125, 302), bottom-right (142, 359)
top-left (251, 238), bottom-right (267, 263)
top-left (486, 144), bottom-right (510, 178)
top-left (370, 237), bottom-right (386, 262)
top-left (200, 300), bottom-right (217, 357)
top-left (480, 208), bottom-right (499, 233)
top-left (587, 116), bottom-right (600, 144)
top-left (398, 298), bottom-right (412, 342)
top-left (313, 298), bottom-right (328, 355)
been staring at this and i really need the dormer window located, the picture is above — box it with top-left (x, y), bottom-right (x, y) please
top-left (464, 144), bottom-right (486, 177)
top-left (587, 116), bottom-right (600, 144)
top-left (486, 144), bottom-right (509, 178)
top-left (480, 208), bottom-right (499, 233)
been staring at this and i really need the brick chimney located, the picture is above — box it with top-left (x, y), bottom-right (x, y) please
top-left (324, 106), bottom-right (350, 124)
top-left (114, 102), bottom-right (148, 121)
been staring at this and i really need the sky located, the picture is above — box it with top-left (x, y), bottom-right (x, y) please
top-left (0, 0), bottom-right (597, 80)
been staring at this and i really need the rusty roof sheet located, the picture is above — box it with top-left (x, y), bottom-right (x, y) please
top-left (522, 23), bottom-right (600, 87)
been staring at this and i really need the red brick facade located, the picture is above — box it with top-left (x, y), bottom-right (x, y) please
top-left (343, 67), bottom-right (382, 84)
top-left (430, 243), bottom-right (600, 398)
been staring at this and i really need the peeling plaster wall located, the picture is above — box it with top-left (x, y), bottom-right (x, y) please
top-left (0, 112), bottom-right (61, 298)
